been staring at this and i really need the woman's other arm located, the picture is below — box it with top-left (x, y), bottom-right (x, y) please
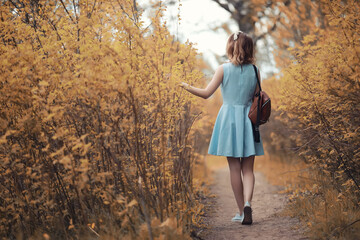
top-left (180, 65), bottom-right (223, 99)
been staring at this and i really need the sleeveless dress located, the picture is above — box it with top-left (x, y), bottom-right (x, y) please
top-left (208, 63), bottom-right (265, 157)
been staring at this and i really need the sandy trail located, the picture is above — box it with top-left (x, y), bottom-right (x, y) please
top-left (198, 167), bottom-right (308, 240)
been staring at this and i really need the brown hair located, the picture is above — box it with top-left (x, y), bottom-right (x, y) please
top-left (226, 32), bottom-right (255, 66)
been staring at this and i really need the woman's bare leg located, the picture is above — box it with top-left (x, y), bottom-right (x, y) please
top-left (227, 157), bottom-right (244, 214)
top-left (241, 155), bottom-right (255, 204)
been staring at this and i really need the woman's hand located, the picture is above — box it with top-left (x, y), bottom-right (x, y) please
top-left (180, 82), bottom-right (190, 90)
top-left (179, 65), bottom-right (223, 99)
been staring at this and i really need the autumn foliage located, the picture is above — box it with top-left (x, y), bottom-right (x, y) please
top-left (260, 0), bottom-right (360, 238)
top-left (0, 0), bottom-right (208, 239)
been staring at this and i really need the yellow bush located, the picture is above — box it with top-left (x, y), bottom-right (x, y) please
top-left (278, 0), bottom-right (360, 198)
top-left (261, 0), bottom-right (360, 238)
top-left (0, 1), bottom-right (208, 238)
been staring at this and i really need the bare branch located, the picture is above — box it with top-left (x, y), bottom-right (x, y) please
top-left (59, 0), bottom-right (75, 23)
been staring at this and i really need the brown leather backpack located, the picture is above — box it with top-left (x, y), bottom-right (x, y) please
top-left (248, 65), bottom-right (271, 142)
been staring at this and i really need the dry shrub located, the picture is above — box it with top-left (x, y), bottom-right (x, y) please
top-left (260, 0), bottom-right (360, 239)
top-left (0, 1), bottom-right (209, 239)
top-left (284, 170), bottom-right (360, 240)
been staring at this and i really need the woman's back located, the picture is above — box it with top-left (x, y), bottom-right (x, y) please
top-left (221, 63), bottom-right (257, 106)
top-left (207, 62), bottom-right (264, 158)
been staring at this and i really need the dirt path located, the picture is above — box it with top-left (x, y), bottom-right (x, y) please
top-left (198, 167), bottom-right (308, 240)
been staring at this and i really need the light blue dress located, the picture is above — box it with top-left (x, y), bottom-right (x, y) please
top-left (208, 63), bottom-right (265, 157)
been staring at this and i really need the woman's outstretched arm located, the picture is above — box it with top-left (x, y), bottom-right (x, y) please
top-left (180, 65), bottom-right (223, 99)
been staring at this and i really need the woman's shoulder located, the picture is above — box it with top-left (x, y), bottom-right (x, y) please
top-left (221, 62), bottom-right (234, 71)
top-left (219, 62), bottom-right (231, 76)
top-left (223, 61), bottom-right (233, 67)
top-left (223, 62), bottom-right (255, 68)
top-left (221, 62), bottom-right (257, 75)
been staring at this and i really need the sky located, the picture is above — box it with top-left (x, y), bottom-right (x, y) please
top-left (139, 0), bottom-right (235, 67)
top-left (164, 0), bottom-right (236, 68)
top-left (139, 0), bottom-right (277, 78)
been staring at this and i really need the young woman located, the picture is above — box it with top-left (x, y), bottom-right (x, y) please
top-left (180, 31), bottom-right (264, 225)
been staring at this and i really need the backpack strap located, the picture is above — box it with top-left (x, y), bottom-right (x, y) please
top-left (253, 65), bottom-right (262, 94)
top-left (252, 65), bottom-right (261, 142)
